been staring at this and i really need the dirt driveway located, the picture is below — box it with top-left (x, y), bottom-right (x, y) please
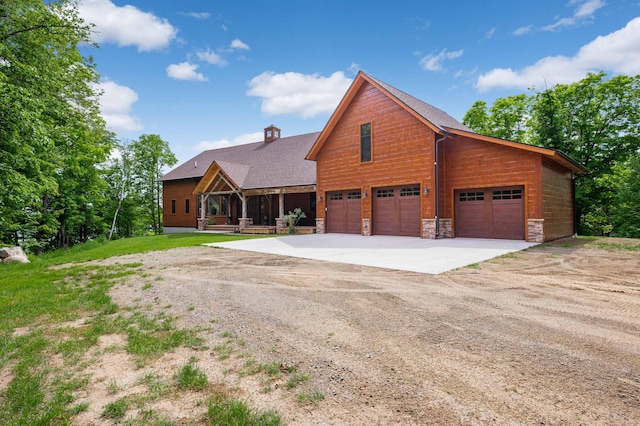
top-left (96, 238), bottom-right (639, 425)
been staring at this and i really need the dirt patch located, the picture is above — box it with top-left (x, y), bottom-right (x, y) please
top-left (84, 238), bottom-right (639, 424)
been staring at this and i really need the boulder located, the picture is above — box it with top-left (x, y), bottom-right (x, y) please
top-left (0, 247), bottom-right (12, 259)
top-left (0, 246), bottom-right (29, 264)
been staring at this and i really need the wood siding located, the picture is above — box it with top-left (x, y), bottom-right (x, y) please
top-left (316, 82), bottom-right (435, 223)
top-left (542, 157), bottom-right (575, 240)
top-left (162, 179), bottom-right (200, 227)
top-left (440, 136), bottom-right (543, 239)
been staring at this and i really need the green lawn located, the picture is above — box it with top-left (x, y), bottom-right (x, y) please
top-left (0, 233), bottom-right (280, 425)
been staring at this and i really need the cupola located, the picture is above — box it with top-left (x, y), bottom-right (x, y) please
top-left (264, 125), bottom-right (281, 143)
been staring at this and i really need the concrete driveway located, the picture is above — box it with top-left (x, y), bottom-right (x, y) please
top-left (206, 233), bottom-right (537, 274)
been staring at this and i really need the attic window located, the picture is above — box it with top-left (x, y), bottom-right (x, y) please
top-left (360, 123), bottom-right (371, 163)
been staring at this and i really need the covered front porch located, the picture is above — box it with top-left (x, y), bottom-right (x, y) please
top-left (191, 161), bottom-right (317, 234)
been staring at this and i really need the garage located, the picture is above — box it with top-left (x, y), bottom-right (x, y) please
top-left (326, 190), bottom-right (362, 233)
top-left (455, 186), bottom-right (524, 240)
top-left (373, 185), bottom-right (421, 237)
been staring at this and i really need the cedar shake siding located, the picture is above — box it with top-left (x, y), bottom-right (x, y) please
top-left (163, 179), bottom-right (199, 227)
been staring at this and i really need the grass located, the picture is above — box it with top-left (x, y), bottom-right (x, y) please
top-left (0, 233), bottom-right (264, 425)
top-left (286, 373), bottom-right (309, 389)
top-left (176, 358), bottom-right (208, 390)
top-left (206, 397), bottom-right (281, 426)
top-left (297, 390), bottom-right (325, 405)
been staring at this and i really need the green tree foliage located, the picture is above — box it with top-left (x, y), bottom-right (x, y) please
top-left (1, 0), bottom-right (113, 250)
top-left (462, 72), bottom-right (640, 236)
top-left (463, 95), bottom-right (530, 142)
top-left (130, 134), bottom-right (177, 235)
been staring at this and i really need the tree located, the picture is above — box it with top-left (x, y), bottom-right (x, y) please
top-left (463, 95), bottom-right (530, 142)
top-left (105, 141), bottom-right (134, 240)
top-left (0, 0), bottom-right (113, 250)
top-left (131, 134), bottom-right (177, 234)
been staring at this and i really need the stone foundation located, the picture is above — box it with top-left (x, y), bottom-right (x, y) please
top-left (438, 218), bottom-right (452, 238)
top-left (197, 218), bottom-right (208, 231)
top-left (422, 219), bottom-right (437, 239)
top-left (362, 218), bottom-right (371, 236)
top-left (238, 217), bottom-right (253, 229)
top-left (527, 219), bottom-right (544, 242)
top-left (315, 218), bottom-right (325, 234)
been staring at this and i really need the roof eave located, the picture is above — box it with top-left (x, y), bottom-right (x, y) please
top-left (442, 127), bottom-right (587, 174)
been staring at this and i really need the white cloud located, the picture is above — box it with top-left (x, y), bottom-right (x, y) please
top-left (196, 49), bottom-right (227, 66)
top-left (485, 27), bottom-right (496, 39)
top-left (230, 39), bottom-right (250, 50)
top-left (166, 62), bottom-right (207, 81)
top-left (513, 25), bottom-right (532, 36)
top-left (91, 79), bottom-right (142, 132)
top-left (180, 11), bottom-right (210, 20)
top-left (419, 49), bottom-right (464, 72)
top-left (247, 71), bottom-right (353, 118)
top-left (476, 17), bottom-right (640, 92)
top-left (543, 0), bottom-right (605, 31)
top-left (78, 0), bottom-right (177, 51)
top-left (195, 132), bottom-right (263, 151)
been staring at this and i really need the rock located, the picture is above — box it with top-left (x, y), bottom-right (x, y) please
top-left (0, 246), bottom-right (29, 264)
top-left (0, 247), bottom-right (12, 259)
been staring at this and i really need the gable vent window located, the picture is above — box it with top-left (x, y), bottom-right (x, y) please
top-left (493, 189), bottom-right (522, 200)
top-left (459, 192), bottom-right (485, 202)
top-left (400, 187), bottom-right (420, 196)
top-left (376, 188), bottom-right (394, 198)
top-left (329, 193), bottom-right (343, 201)
top-left (360, 123), bottom-right (372, 163)
top-left (347, 191), bottom-right (361, 200)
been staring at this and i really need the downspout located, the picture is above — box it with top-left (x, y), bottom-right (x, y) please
top-left (434, 131), bottom-right (454, 237)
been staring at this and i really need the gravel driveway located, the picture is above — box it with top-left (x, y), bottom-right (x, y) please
top-left (94, 238), bottom-right (640, 425)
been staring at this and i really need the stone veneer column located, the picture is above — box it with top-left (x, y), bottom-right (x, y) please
top-left (315, 218), bottom-right (325, 234)
top-left (527, 219), bottom-right (545, 242)
top-left (238, 218), bottom-right (253, 229)
top-left (362, 218), bottom-right (371, 236)
top-left (275, 217), bottom-right (286, 233)
top-left (197, 218), bottom-right (208, 231)
top-left (438, 219), bottom-right (452, 238)
top-left (421, 219), bottom-right (437, 239)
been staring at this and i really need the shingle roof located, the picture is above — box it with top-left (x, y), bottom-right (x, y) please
top-left (159, 132), bottom-right (320, 189)
top-left (365, 73), bottom-right (470, 132)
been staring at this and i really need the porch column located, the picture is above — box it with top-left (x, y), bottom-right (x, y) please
top-left (197, 194), bottom-right (208, 231)
top-left (279, 192), bottom-right (285, 218)
top-left (239, 193), bottom-right (252, 229)
top-left (241, 193), bottom-right (247, 218)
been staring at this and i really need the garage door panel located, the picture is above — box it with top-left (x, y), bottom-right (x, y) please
top-left (373, 192), bottom-right (397, 235)
top-left (399, 192), bottom-right (420, 237)
top-left (327, 190), bottom-right (361, 234)
top-left (373, 186), bottom-right (420, 237)
top-left (455, 187), bottom-right (524, 240)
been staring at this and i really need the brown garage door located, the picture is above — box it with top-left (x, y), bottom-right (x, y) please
top-left (373, 185), bottom-right (421, 237)
top-left (455, 186), bottom-right (524, 240)
top-left (326, 190), bottom-right (362, 234)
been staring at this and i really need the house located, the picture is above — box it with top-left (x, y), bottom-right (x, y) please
top-left (161, 72), bottom-right (586, 242)
top-left (159, 127), bottom-right (319, 232)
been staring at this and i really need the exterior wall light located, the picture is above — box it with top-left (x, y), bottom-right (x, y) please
top-left (423, 187), bottom-right (430, 195)
top-left (317, 195), bottom-right (323, 201)
top-left (363, 191), bottom-right (368, 198)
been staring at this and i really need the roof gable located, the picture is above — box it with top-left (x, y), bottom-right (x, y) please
top-left (306, 72), bottom-right (470, 160)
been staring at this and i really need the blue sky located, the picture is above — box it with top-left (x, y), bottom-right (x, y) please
top-left (78, 0), bottom-right (640, 166)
